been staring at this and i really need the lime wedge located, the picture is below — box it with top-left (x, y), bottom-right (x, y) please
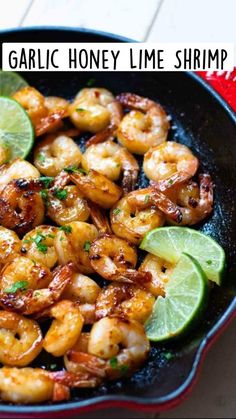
top-left (145, 253), bottom-right (208, 341)
top-left (140, 226), bottom-right (225, 285)
top-left (0, 97), bottom-right (34, 159)
top-left (0, 70), bottom-right (28, 96)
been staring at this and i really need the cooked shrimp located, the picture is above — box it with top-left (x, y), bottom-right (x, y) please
top-left (22, 225), bottom-right (58, 269)
top-left (165, 174), bottom-right (214, 225)
top-left (95, 283), bottom-right (155, 323)
top-left (0, 256), bottom-right (52, 295)
top-left (46, 172), bottom-right (90, 225)
top-left (67, 317), bottom-right (150, 380)
top-left (139, 254), bottom-right (174, 297)
top-left (69, 88), bottom-right (122, 134)
top-left (13, 87), bottom-right (69, 136)
top-left (0, 143), bottom-right (9, 166)
top-left (111, 189), bottom-right (165, 244)
top-left (89, 234), bottom-right (151, 283)
top-left (0, 227), bottom-right (21, 268)
top-left (0, 158), bottom-right (40, 191)
top-left (70, 169), bottom-right (122, 209)
top-left (116, 93), bottom-right (169, 155)
top-left (88, 201), bottom-right (112, 234)
top-left (43, 300), bottom-right (84, 357)
top-left (0, 179), bottom-right (44, 236)
top-left (0, 367), bottom-right (54, 403)
top-left (0, 311), bottom-right (43, 366)
top-left (0, 262), bottom-right (74, 315)
top-left (34, 134), bottom-right (82, 177)
top-left (63, 273), bottom-right (101, 324)
top-left (55, 221), bottom-right (98, 274)
top-left (143, 141), bottom-right (199, 183)
top-left (81, 140), bottom-right (139, 192)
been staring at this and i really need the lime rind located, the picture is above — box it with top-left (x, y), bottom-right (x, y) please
top-left (145, 253), bottom-right (208, 341)
top-left (0, 70), bottom-right (28, 96)
top-left (0, 96), bottom-right (34, 159)
top-left (140, 226), bottom-right (225, 285)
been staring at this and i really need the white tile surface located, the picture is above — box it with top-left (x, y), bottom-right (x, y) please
top-left (21, 0), bottom-right (162, 41)
top-left (0, 0), bottom-right (33, 29)
top-left (147, 0), bottom-right (236, 42)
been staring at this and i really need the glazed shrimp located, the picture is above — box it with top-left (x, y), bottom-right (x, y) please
top-left (0, 227), bottom-right (21, 268)
top-left (0, 311), bottom-right (43, 366)
top-left (34, 134), bottom-right (82, 177)
top-left (116, 93), bottom-right (169, 155)
top-left (13, 87), bottom-right (69, 136)
top-left (63, 273), bottom-right (101, 324)
top-left (164, 174), bottom-right (214, 225)
top-left (43, 300), bottom-right (84, 357)
top-left (111, 189), bottom-right (165, 244)
top-left (139, 254), bottom-right (174, 297)
top-left (81, 140), bottom-right (139, 192)
top-left (0, 158), bottom-right (40, 191)
top-left (0, 179), bottom-right (44, 236)
top-left (88, 201), bottom-right (112, 234)
top-left (69, 88), bottom-right (123, 134)
top-left (22, 225), bottom-right (58, 269)
top-left (95, 283), bottom-right (155, 323)
top-left (89, 234), bottom-right (151, 283)
top-left (55, 221), bottom-right (98, 274)
top-left (46, 172), bottom-right (90, 225)
top-left (68, 317), bottom-right (150, 380)
top-left (70, 169), bottom-right (122, 209)
top-left (143, 141), bottom-right (199, 183)
top-left (0, 256), bottom-right (52, 295)
top-left (0, 262), bottom-right (74, 315)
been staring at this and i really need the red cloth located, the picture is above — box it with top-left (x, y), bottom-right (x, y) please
top-left (197, 69), bottom-right (236, 112)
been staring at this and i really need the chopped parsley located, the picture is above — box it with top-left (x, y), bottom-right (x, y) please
top-left (4, 280), bottom-right (28, 294)
top-left (163, 352), bottom-right (173, 361)
top-left (206, 260), bottom-right (212, 265)
top-left (59, 225), bottom-right (72, 233)
top-left (110, 357), bottom-right (118, 369)
top-left (39, 176), bottom-right (54, 188)
top-left (37, 153), bottom-right (46, 164)
top-left (144, 194), bottom-right (150, 204)
top-left (40, 189), bottom-right (49, 206)
top-left (168, 179), bottom-right (174, 185)
top-left (63, 165), bottom-right (79, 174)
top-left (76, 108), bottom-right (86, 112)
top-left (54, 188), bottom-right (68, 200)
top-left (113, 208), bottom-right (121, 216)
top-left (83, 241), bottom-right (91, 252)
top-left (33, 233), bottom-right (48, 254)
top-left (86, 78), bottom-right (96, 87)
top-left (49, 363), bottom-right (57, 370)
top-left (77, 167), bottom-right (87, 175)
top-left (48, 234), bottom-right (56, 239)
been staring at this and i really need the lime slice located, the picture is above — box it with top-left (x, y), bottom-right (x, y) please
top-left (0, 97), bottom-right (34, 159)
top-left (145, 253), bottom-right (208, 341)
top-left (0, 70), bottom-right (28, 96)
top-left (140, 226), bottom-right (225, 285)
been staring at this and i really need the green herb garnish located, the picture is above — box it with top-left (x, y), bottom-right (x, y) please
top-left (78, 167), bottom-right (87, 175)
top-left (54, 188), bottom-right (68, 200)
top-left (86, 78), bottom-right (96, 87)
top-left (4, 280), bottom-right (28, 294)
top-left (59, 225), bottom-right (72, 233)
top-left (83, 241), bottom-right (91, 252)
top-left (63, 165), bottom-right (79, 173)
top-left (49, 363), bottom-right (57, 370)
top-left (76, 108), bottom-right (86, 112)
top-left (206, 260), bottom-right (212, 265)
top-left (163, 352), bottom-right (173, 361)
top-left (110, 357), bottom-right (118, 369)
top-left (144, 194), bottom-right (150, 204)
top-left (113, 208), bottom-right (121, 216)
top-left (37, 153), bottom-right (46, 164)
top-left (39, 176), bottom-right (54, 188)
top-left (168, 179), bottom-right (174, 185)
top-left (34, 233), bottom-right (48, 254)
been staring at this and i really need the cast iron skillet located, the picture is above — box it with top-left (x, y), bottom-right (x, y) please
top-left (0, 27), bottom-right (236, 417)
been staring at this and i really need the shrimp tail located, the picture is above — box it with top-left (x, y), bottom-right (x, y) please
top-left (50, 370), bottom-right (101, 388)
top-left (86, 124), bottom-right (115, 148)
top-left (151, 188), bottom-right (183, 223)
top-left (66, 350), bottom-right (107, 378)
top-left (88, 201), bottom-right (112, 234)
top-left (151, 172), bottom-right (193, 192)
top-left (52, 382), bottom-right (70, 402)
